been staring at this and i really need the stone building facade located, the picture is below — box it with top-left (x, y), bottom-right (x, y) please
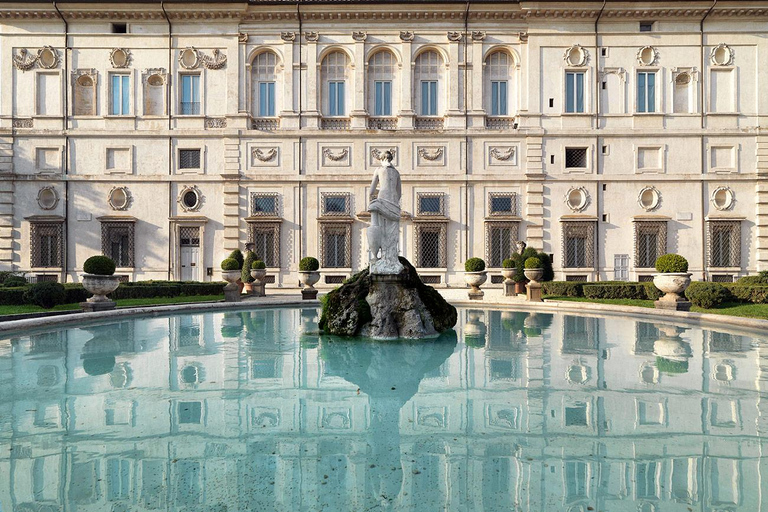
top-left (1, 0), bottom-right (767, 287)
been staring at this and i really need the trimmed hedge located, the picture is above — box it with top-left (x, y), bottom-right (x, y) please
top-left (465, 257), bottom-right (485, 272)
top-left (299, 256), bottom-right (320, 272)
top-left (685, 282), bottom-right (731, 308)
top-left (724, 284), bottom-right (768, 304)
top-left (24, 282), bottom-right (67, 308)
top-left (543, 281), bottom-right (662, 300)
top-left (542, 281), bottom-right (584, 297)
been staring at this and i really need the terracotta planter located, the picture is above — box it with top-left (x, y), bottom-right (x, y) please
top-left (243, 282), bottom-right (254, 294)
top-left (81, 274), bottom-right (120, 302)
top-left (653, 272), bottom-right (692, 302)
top-left (524, 267), bottom-right (544, 283)
top-left (237, 279), bottom-right (245, 294)
top-left (514, 281), bottom-right (527, 295)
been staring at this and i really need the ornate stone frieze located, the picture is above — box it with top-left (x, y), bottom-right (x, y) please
top-left (12, 119), bottom-right (33, 128)
top-left (490, 147), bottom-right (515, 162)
top-left (471, 31), bottom-right (486, 41)
top-left (238, 33), bottom-right (249, 43)
top-left (141, 68), bottom-right (167, 84)
top-left (179, 47), bottom-right (227, 70)
top-left (205, 118), bottom-right (227, 129)
top-left (447, 31), bottom-right (463, 42)
top-left (304, 32), bottom-right (319, 42)
top-left (323, 148), bottom-right (348, 161)
top-left (371, 148), bottom-right (397, 161)
top-left (13, 46), bottom-right (60, 71)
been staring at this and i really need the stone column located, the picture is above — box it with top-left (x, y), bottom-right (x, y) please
top-left (398, 34), bottom-right (415, 129)
top-left (280, 32), bottom-right (299, 130)
top-left (525, 137), bottom-right (545, 251)
top-left (757, 136), bottom-right (768, 271)
top-left (468, 31), bottom-right (486, 128)
top-left (350, 33), bottom-right (367, 129)
top-left (444, 32), bottom-right (464, 129)
top-left (303, 32), bottom-right (321, 129)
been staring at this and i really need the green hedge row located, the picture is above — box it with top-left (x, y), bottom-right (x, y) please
top-left (0, 280), bottom-right (225, 307)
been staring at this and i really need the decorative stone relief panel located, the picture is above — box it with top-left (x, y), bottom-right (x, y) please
top-left (366, 145), bottom-right (398, 168)
top-left (399, 31), bottom-right (414, 42)
top-left (485, 403), bottom-right (521, 430)
top-left (109, 48), bottom-right (131, 68)
top-left (320, 146), bottom-right (351, 167)
top-left (205, 117), bottom-right (227, 128)
top-left (711, 186), bottom-right (735, 211)
top-left (485, 142), bottom-right (519, 168)
top-left (280, 32), bottom-right (296, 42)
top-left (352, 31), bottom-right (367, 42)
top-left (108, 186), bottom-right (132, 211)
top-left (636, 45), bottom-right (659, 66)
top-left (250, 146), bottom-right (280, 168)
top-left (37, 186), bottom-right (59, 210)
top-left (414, 145), bottom-right (446, 167)
top-left (565, 186), bottom-right (589, 212)
top-left (304, 32), bottom-right (319, 42)
top-left (447, 31), bottom-right (463, 42)
top-left (563, 45), bottom-right (589, 67)
top-left (710, 43), bottom-right (734, 66)
top-left (471, 31), bottom-right (486, 41)
top-left (13, 46), bottom-right (60, 71)
top-left (178, 47), bottom-right (227, 70)
top-left (637, 186), bottom-right (661, 211)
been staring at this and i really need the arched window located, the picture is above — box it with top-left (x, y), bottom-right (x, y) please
top-left (368, 50), bottom-right (396, 116)
top-left (414, 50), bottom-right (443, 117)
top-left (321, 51), bottom-right (350, 117)
top-left (252, 52), bottom-right (278, 117)
top-left (485, 51), bottom-right (514, 116)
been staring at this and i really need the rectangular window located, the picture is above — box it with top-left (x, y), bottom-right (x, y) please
top-left (321, 224), bottom-right (350, 268)
top-left (490, 80), bottom-right (508, 116)
top-left (180, 74), bottom-right (200, 115)
top-left (614, 254), bottom-right (629, 280)
top-left (709, 221), bottom-right (741, 267)
top-left (639, 21), bottom-right (654, 32)
top-left (637, 71), bottom-right (656, 113)
top-left (635, 221), bottom-right (667, 268)
top-left (489, 193), bottom-right (516, 216)
top-left (421, 80), bottom-right (438, 116)
top-left (249, 223), bottom-right (280, 267)
top-left (107, 459), bottom-right (131, 501)
top-left (636, 462), bottom-right (659, 499)
top-left (179, 149), bottom-right (201, 170)
top-left (178, 401), bottom-right (201, 424)
top-left (322, 194), bottom-right (350, 216)
top-left (251, 194), bottom-right (278, 216)
top-left (328, 81), bottom-right (345, 116)
top-left (110, 75), bottom-right (130, 115)
top-left (101, 222), bottom-right (135, 268)
top-left (565, 148), bottom-right (588, 169)
top-left (563, 222), bottom-right (595, 268)
top-left (486, 223), bottom-right (518, 268)
top-left (374, 81), bottom-right (392, 116)
top-left (565, 72), bottom-right (585, 113)
top-left (31, 223), bottom-right (63, 268)
top-left (414, 223), bottom-right (446, 268)
top-left (258, 81), bottom-right (275, 117)
top-left (417, 194), bottom-right (444, 216)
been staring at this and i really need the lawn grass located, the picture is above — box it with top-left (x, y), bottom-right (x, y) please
top-left (0, 294), bottom-right (223, 317)
top-left (546, 296), bottom-right (768, 320)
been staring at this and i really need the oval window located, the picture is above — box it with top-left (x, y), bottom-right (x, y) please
top-left (180, 48), bottom-right (198, 69)
top-left (181, 365), bottom-right (200, 384)
top-left (37, 187), bottom-right (58, 210)
top-left (111, 48), bottom-right (128, 68)
top-left (713, 46), bottom-right (729, 65)
top-left (638, 187), bottom-right (660, 211)
top-left (76, 75), bottom-right (93, 87)
top-left (567, 365), bottom-right (589, 384)
top-left (183, 190), bottom-right (199, 209)
top-left (638, 46), bottom-right (656, 66)
top-left (109, 187), bottom-right (129, 210)
top-left (565, 46), bottom-right (586, 66)
top-left (38, 47), bottom-right (57, 68)
top-left (712, 187), bottom-right (734, 210)
top-left (566, 188), bottom-right (587, 211)
top-left (147, 74), bottom-right (164, 86)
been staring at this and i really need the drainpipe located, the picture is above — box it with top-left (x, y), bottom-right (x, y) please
top-left (52, 1), bottom-right (69, 282)
top-left (161, 2), bottom-right (173, 279)
top-left (594, 0), bottom-right (605, 281)
top-left (463, 1), bottom-right (470, 266)
top-left (700, 1), bottom-right (717, 280)
top-left (297, 2), bottom-right (303, 263)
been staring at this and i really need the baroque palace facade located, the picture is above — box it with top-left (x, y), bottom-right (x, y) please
top-left (1, 0), bottom-right (767, 287)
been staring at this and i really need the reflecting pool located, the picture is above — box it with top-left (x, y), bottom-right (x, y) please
top-left (0, 307), bottom-right (767, 511)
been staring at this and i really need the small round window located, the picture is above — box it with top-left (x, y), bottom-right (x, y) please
top-left (565, 187), bottom-right (588, 212)
top-left (108, 187), bottom-right (130, 211)
top-left (181, 365), bottom-right (202, 384)
top-left (711, 186), bottom-right (734, 211)
top-left (638, 186), bottom-right (660, 211)
top-left (110, 48), bottom-right (129, 68)
top-left (711, 44), bottom-right (733, 66)
top-left (179, 186), bottom-right (202, 212)
top-left (566, 364), bottom-right (589, 385)
top-left (37, 187), bottom-right (58, 210)
top-left (637, 46), bottom-right (657, 66)
top-left (564, 45), bottom-right (588, 66)
top-left (38, 47), bottom-right (58, 68)
top-left (180, 48), bottom-right (199, 69)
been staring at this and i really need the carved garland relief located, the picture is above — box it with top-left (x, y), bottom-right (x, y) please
top-left (178, 47), bottom-right (227, 70)
top-left (13, 46), bottom-right (60, 71)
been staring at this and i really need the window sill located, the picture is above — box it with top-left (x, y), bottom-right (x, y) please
top-left (175, 115), bottom-right (205, 119)
top-left (706, 112), bottom-right (740, 116)
top-left (105, 115), bottom-right (136, 119)
top-left (177, 169), bottom-right (203, 174)
top-left (561, 112), bottom-right (591, 116)
top-left (633, 112), bottom-right (664, 116)
top-left (707, 267), bottom-right (741, 272)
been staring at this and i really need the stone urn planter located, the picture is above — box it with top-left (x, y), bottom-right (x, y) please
top-left (299, 270), bottom-right (320, 300)
top-left (250, 268), bottom-right (267, 297)
top-left (524, 267), bottom-right (544, 302)
top-left (221, 270), bottom-right (242, 302)
top-left (464, 310), bottom-right (487, 348)
top-left (501, 268), bottom-right (516, 297)
top-left (523, 268), bottom-right (544, 283)
top-left (464, 271), bottom-right (487, 300)
top-left (653, 273), bottom-right (692, 311)
top-left (82, 274), bottom-right (120, 311)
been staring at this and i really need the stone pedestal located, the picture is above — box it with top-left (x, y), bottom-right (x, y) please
top-left (224, 288), bottom-right (241, 302)
top-left (504, 280), bottom-right (516, 297)
top-left (252, 282), bottom-right (266, 297)
top-left (302, 288), bottom-right (318, 300)
top-left (80, 300), bottom-right (116, 312)
top-left (654, 299), bottom-right (692, 311)
top-left (526, 281), bottom-right (543, 302)
top-left (468, 289), bottom-right (484, 300)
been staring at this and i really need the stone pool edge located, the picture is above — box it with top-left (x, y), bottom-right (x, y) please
top-left (0, 292), bottom-right (765, 338)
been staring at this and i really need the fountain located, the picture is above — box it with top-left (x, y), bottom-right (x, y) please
top-left (320, 151), bottom-right (457, 339)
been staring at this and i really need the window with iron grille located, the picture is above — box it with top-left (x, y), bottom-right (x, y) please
top-left (488, 193), bottom-right (516, 216)
top-left (179, 149), bottom-right (201, 170)
top-left (320, 223), bottom-right (351, 268)
top-left (634, 221), bottom-right (667, 268)
top-left (101, 222), bottom-right (135, 267)
top-left (249, 222), bottom-right (280, 267)
top-left (565, 148), bottom-right (588, 169)
top-left (562, 316), bottom-right (598, 354)
top-left (30, 222), bottom-right (63, 268)
top-left (485, 221), bottom-right (519, 268)
top-left (562, 221), bottom-right (595, 268)
top-left (416, 193), bottom-right (444, 216)
top-left (251, 193), bottom-right (278, 216)
top-left (708, 220), bottom-right (741, 267)
top-left (179, 226), bottom-right (200, 247)
top-left (321, 193), bottom-right (351, 217)
top-left (711, 274), bottom-right (734, 283)
top-left (413, 222), bottom-right (447, 268)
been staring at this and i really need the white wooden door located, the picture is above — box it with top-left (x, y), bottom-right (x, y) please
top-left (181, 246), bottom-right (200, 281)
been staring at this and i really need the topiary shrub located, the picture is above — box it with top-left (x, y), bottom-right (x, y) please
top-left (299, 257), bottom-right (320, 271)
top-left (228, 249), bottom-right (244, 269)
top-left (537, 252), bottom-right (554, 282)
top-left (221, 258), bottom-right (240, 271)
top-left (3, 276), bottom-right (28, 287)
top-left (242, 250), bottom-right (257, 283)
top-left (724, 284), bottom-right (768, 304)
top-left (655, 253), bottom-right (689, 273)
top-left (23, 281), bottom-right (67, 309)
top-left (524, 257), bottom-right (542, 269)
top-left (656, 357), bottom-right (688, 374)
top-left (736, 271), bottom-right (768, 285)
top-left (251, 260), bottom-right (266, 270)
top-left (464, 335), bottom-right (486, 348)
top-left (83, 255), bottom-right (116, 276)
top-left (502, 258), bottom-right (515, 269)
top-left (685, 282), bottom-right (731, 309)
top-left (465, 257), bottom-right (485, 272)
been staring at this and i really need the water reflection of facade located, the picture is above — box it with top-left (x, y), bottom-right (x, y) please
top-left (0, 309), bottom-right (766, 511)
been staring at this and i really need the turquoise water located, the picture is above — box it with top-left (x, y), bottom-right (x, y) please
top-left (0, 307), bottom-right (766, 511)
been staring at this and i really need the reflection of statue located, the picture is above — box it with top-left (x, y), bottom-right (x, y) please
top-left (367, 151), bottom-right (404, 274)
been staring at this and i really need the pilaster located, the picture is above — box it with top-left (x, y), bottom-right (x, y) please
top-left (222, 138), bottom-right (241, 252)
top-left (525, 137), bottom-right (545, 251)
top-left (757, 136), bottom-right (768, 271)
top-left (350, 36), bottom-right (367, 129)
top-left (468, 31), bottom-right (486, 128)
top-left (444, 33), bottom-right (464, 129)
top-left (398, 37), bottom-right (415, 129)
top-left (303, 34), bottom-right (321, 129)
top-left (280, 34), bottom-right (300, 130)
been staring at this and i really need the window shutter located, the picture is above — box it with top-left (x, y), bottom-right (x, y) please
top-left (383, 81), bottom-right (391, 116)
top-left (637, 73), bottom-right (646, 112)
top-left (647, 73), bottom-right (655, 112)
top-left (429, 81), bottom-right (437, 115)
top-left (575, 73), bottom-right (584, 113)
top-left (499, 81), bottom-right (508, 115)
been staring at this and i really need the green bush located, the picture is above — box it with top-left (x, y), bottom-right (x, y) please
top-left (537, 252), bottom-right (555, 282)
top-left (3, 276), bottom-right (28, 287)
top-left (643, 282), bottom-right (664, 300)
top-left (655, 253), bottom-right (689, 273)
top-left (299, 256), bottom-right (320, 271)
top-left (724, 284), bottom-right (768, 304)
top-left (64, 283), bottom-right (89, 304)
top-left (465, 257), bottom-right (485, 272)
top-left (656, 357), bottom-right (688, 374)
top-left (83, 255), bottom-right (116, 276)
top-left (242, 250), bottom-right (257, 283)
top-left (23, 282), bottom-right (67, 309)
top-left (685, 282), bottom-right (731, 308)
top-left (464, 335), bottom-right (486, 348)
top-left (524, 257), bottom-right (542, 269)
top-left (542, 281), bottom-right (584, 297)
top-left (502, 258), bottom-right (515, 269)
top-left (583, 283), bottom-right (650, 300)
top-left (228, 249), bottom-right (244, 269)
top-left (736, 271), bottom-right (768, 285)
top-left (0, 287), bottom-right (27, 305)
top-left (251, 260), bottom-right (267, 270)
top-left (221, 258), bottom-right (240, 271)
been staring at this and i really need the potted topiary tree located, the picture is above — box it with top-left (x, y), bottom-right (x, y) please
top-left (464, 257), bottom-right (487, 300)
top-left (523, 256), bottom-right (544, 302)
top-left (653, 253), bottom-right (692, 311)
top-left (228, 249), bottom-right (245, 294)
top-left (241, 250), bottom-right (257, 294)
top-left (221, 257), bottom-right (242, 302)
top-left (250, 260), bottom-right (267, 297)
top-left (501, 258), bottom-right (516, 297)
top-left (298, 256), bottom-right (321, 300)
top-left (81, 255), bottom-right (120, 311)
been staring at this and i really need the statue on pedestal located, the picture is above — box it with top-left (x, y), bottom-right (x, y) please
top-left (367, 151), bottom-right (404, 275)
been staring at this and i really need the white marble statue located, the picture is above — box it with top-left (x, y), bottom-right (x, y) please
top-left (367, 151), bottom-right (404, 274)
